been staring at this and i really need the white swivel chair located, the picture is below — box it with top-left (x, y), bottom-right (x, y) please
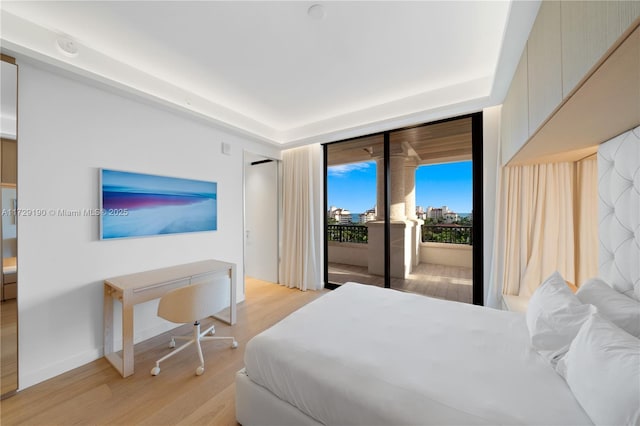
top-left (150, 279), bottom-right (238, 376)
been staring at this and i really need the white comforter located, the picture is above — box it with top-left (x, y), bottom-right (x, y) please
top-left (244, 282), bottom-right (592, 425)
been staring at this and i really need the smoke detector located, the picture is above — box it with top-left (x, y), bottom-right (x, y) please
top-left (56, 36), bottom-right (79, 57)
top-left (307, 4), bottom-right (326, 20)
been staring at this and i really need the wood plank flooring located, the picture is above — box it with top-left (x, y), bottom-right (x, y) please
top-left (1, 298), bottom-right (18, 396)
top-left (0, 278), bottom-right (326, 426)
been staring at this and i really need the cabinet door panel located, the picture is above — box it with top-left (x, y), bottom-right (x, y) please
top-left (501, 46), bottom-right (529, 165)
top-left (528, 0), bottom-right (562, 134)
top-left (562, 1), bottom-right (640, 97)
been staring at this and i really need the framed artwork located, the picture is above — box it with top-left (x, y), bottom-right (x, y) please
top-left (100, 169), bottom-right (217, 239)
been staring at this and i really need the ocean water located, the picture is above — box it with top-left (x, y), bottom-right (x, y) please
top-left (102, 198), bottom-right (216, 239)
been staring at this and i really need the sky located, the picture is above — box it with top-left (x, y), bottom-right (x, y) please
top-left (327, 160), bottom-right (472, 214)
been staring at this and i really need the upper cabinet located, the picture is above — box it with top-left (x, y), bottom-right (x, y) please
top-left (562, 1), bottom-right (640, 98)
top-left (501, 0), bottom-right (640, 165)
top-left (528, 0), bottom-right (562, 134)
top-left (501, 46), bottom-right (529, 165)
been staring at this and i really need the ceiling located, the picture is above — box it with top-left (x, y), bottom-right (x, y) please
top-left (327, 116), bottom-right (471, 166)
top-left (0, 1), bottom-right (540, 147)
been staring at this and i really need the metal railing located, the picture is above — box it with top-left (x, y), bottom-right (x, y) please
top-left (421, 225), bottom-right (472, 245)
top-left (327, 224), bottom-right (472, 245)
top-left (327, 224), bottom-right (368, 244)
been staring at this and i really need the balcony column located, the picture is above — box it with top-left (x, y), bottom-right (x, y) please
top-left (404, 159), bottom-right (418, 220)
top-left (389, 154), bottom-right (406, 221)
top-left (367, 142), bottom-right (414, 279)
top-left (375, 157), bottom-right (385, 220)
top-left (404, 158), bottom-right (422, 267)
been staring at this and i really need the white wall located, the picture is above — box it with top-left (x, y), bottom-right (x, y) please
top-left (420, 242), bottom-right (472, 268)
top-left (16, 62), bottom-right (279, 389)
top-left (327, 241), bottom-right (368, 267)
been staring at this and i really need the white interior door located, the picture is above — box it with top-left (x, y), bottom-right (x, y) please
top-left (244, 154), bottom-right (279, 283)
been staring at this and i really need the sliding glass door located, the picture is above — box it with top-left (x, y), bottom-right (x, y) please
top-left (324, 113), bottom-right (483, 305)
top-left (388, 118), bottom-right (474, 303)
top-left (325, 134), bottom-right (384, 288)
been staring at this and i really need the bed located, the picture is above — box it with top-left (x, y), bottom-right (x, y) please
top-left (239, 282), bottom-right (594, 425)
top-left (236, 126), bottom-right (640, 425)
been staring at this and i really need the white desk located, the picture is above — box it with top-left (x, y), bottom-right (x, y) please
top-left (103, 259), bottom-right (236, 377)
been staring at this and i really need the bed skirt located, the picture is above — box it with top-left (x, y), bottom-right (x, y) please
top-left (235, 368), bottom-right (322, 426)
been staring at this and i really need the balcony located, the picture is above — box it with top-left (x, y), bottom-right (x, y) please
top-left (422, 224), bottom-right (472, 245)
top-left (327, 224), bottom-right (473, 303)
top-left (327, 224), bottom-right (368, 244)
top-left (328, 224), bottom-right (473, 245)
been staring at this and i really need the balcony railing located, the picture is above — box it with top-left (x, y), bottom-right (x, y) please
top-left (327, 224), bottom-right (473, 245)
top-left (422, 225), bottom-right (472, 245)
top-left (327, 224), bottom-right (368, 244)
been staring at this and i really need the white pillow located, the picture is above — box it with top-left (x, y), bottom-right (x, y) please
top-left (526, 271), bottom-right (596, 365)
top-left (576, 277), bottom-right (640, 338)
top-left (556, 314), bottom-right (640, 426)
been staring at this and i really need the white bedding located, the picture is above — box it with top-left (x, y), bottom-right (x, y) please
top-left (244, 282), bottom-right (592, 425)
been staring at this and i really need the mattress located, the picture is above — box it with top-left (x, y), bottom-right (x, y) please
top-left (244, 282), bottom-right (592, 425)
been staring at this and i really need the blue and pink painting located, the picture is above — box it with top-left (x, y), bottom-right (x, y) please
top-left (100, 169), bottom-right (217, 239)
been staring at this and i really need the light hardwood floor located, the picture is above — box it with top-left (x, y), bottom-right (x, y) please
top-left (1, 299), bottom-right (18, 396)
top-left (0, 278), bottom-right (326, 426)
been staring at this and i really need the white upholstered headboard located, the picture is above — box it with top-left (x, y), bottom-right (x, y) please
top-left (598, 125), bottom-right (640, 301)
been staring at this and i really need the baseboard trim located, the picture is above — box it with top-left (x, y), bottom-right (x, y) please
top-left (19, 322), bottom-right (179, 390)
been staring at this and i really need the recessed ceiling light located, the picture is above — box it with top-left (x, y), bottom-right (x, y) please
top-left (307, 4), bottom-right (325, 20)
top-left (56, 36), bottom-right (79, 57)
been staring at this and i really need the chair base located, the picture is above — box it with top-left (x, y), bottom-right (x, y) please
top-left (151, 322), bottom-right (237, 376)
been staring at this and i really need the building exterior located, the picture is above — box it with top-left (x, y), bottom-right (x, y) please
top-left (328, 206), bottom-right (352, 224)
top-left (359, 208), bottom-right (376, 223)
top-left (443, 211), bottom-right (459, 223)
top-left (425, 206), bottom-right (460, 223)
top-left (426, 206), bottom-right (446, 220)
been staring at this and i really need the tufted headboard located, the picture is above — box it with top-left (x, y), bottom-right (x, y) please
top-left (598, 125), bottom-right (640, 301)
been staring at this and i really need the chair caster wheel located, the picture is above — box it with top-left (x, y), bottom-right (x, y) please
top-left (196, 366), bottom-right (204, 376)
top-left (231, 340), bottom-right (238, 349)
top-left (169, 339), bottom-right (176, 348)
top-left (151, 366), bottom-right (160, 376)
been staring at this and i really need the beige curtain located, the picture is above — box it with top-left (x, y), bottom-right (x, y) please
top-left (489, 162), bottom-right (576, 303)
top-left (487, 158), bottom-right (599, 306)
top-left (575, 155), bottom-right (598, 286)
top-left (279, 144), bottom-right (324, 291)
top-left (487, 155), bottom-right (506, 308)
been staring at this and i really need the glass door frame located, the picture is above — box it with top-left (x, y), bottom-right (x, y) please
top-left (323, 112), bottom-right (484, 305)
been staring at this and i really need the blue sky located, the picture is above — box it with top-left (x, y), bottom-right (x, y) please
top-left (328, 160), bottom-right (472, 214)
top-left (102, 169), bottom-right (216, 196)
